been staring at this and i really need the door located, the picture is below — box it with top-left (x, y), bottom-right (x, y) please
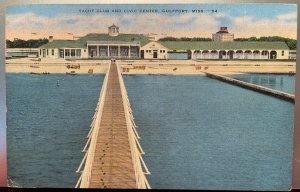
top-left (270, 51), bottom-right (277, 59)
top-left (229, 51), bottom-right (234, 59)
top-left (141, 50), bottom-right (144, 59)
top-left (153, 51), bottom-right (158, 59)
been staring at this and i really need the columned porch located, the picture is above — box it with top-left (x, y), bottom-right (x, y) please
top-left (87, 41), bottom-right (141, 59)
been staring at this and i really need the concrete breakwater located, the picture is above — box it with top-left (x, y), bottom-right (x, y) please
top-left (204, 72), bottom-right (295, 103)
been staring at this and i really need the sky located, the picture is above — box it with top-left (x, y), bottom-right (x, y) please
top-left (5, 3), bottom-right (298, 40)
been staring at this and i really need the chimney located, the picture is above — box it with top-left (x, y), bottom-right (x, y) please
top-left (49, 36), bottom-right (54, 42)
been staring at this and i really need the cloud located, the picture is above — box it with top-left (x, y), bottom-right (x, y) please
top-left (6, 12), bottom-right (220, 39)
top-left (230, 12), bottom-right (297, 38)
top-left (5, 11), bottom-right (297, 40)
top-left (276, 12), bottom-right (297, 22)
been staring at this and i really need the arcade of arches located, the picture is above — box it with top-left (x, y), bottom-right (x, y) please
top-left (193, 50), bottom-right (278, 60)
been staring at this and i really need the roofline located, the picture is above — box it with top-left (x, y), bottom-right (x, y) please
top-left (141, 41), bottom-right (169, 50)
top-left (87, 40), bottom-right (141, 45)
top-left (159, 41), bottom-right (289, 50)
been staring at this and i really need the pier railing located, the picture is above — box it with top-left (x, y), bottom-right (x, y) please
top-left (116, 63), bottom-right (151, 189)
top-left (75, 63), bottom-right (111, 188)
top-left (75, 61), bottom-right (150, 188)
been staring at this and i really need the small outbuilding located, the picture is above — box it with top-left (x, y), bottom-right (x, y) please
top-left (140, 42), bottom-right (168, 59)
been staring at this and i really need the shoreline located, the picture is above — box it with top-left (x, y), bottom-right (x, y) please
top-left (5, 58), bottom-right (296, 75)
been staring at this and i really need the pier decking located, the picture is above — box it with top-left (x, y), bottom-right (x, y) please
top-left (89, 62), bottom-right (136, 188)
top-left (76, 61), bottom-right (150, 189)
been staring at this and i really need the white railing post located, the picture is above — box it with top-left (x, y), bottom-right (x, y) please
top-left (116, 63), bottom-right (151, 189)
top-left (76, 62), bottom-right (151, 189)
top-left (75, 63), bottom-right (111, 188)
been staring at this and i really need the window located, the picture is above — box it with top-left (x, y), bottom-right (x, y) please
top-left (46, 49), bottom-right (48, 55)
top-left (65, 49), bottom-right (70, 57)
top-left (76, 49), bottom-right (81, 57)
top-left (282, 50), bottom-right (284, 56)
top-left (59, 49), bottom-right (64, 58)
top-left (40, 49), bottom-right (41, 55)
top-left (84, 49), bottom-right (86, 52)
top-left (71, 49), bottom-right (75, 57)
top-left (160, 50), bottom-right (162, 53)
top-left (52, 49), bottom-right (54, 56)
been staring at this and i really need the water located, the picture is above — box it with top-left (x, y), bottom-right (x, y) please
top-left (229, 74), bottom-right (295, 94)
top-left (6, 73), bottom-right (294, 190)
top-left (6, 73), bottom-right (104, 188)
top-left (168, 53), bottom-right (188, 60)
top-left (124, 74), bottom-right (294, 190)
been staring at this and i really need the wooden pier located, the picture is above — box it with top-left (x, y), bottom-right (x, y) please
top-left (76, 61), bottom-right (150, 189)
top-left (204, 72), bottom-right (295, 103)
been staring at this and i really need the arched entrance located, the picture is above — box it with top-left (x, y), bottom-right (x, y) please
top-left (270, 50), bottom-right (277, 59)
top-left (202, 50), bottom-right (209, 59)
top-left (227, 50), bottom-right (235, 59)
top-left (261, 50), bottom-right (269, 59)
top-left (253, 50), bottom-right (260, 59)
top-left (194, 50), bottom-right (201, 59)
top-left (219, 50), bottom-right (226, 59)
top-left (244, 50), bottom-right (252, 59)
top-left (236, 50), bottom-right (243, 59)
top-left (211, 50), bottom-right (218, 59)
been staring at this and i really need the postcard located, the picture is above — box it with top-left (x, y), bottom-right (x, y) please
top-left (0, 1), bottom-right (299, 190)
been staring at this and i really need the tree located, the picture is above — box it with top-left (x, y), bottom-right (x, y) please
top-left (6, 38), bottom-right (49, 48)
top-left (158, 37), bottom-right (178, 41)
top-left (159, 37), bottom-right (212, 41)
top-left (234, 36), bottom-right (297, 50)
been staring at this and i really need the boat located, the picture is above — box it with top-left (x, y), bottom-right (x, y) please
top-left (66, 71), bottom-right (77, 75)
top-left (30, 65), bottom-right (40, 68)
top-left (30, 72), bottom-right (41, 75)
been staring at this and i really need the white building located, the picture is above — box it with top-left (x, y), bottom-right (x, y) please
top-left (36, 25), bottom-right (290, 60)
top-left (38, 25), bottom-right (148, 59)
top-left (289, 50), bottom-right (296, 59)
top-left (141, 42), bottom-right (168, 59)
top-left (159, 41), bottom-right (290, 60)
top-left (212, 27), bottom-right (234, 42)
top-left (6, 48), bottom-right (39, 58)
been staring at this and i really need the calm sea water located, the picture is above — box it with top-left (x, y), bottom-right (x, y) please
top-left (6, 73), bottom-right (294, 190)
top-left (229, 74), bottom-right (295, 94)
top-left (6, 73), bottom-right (104, 188)
top-left (124, 74), bottom-right (294, 190)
